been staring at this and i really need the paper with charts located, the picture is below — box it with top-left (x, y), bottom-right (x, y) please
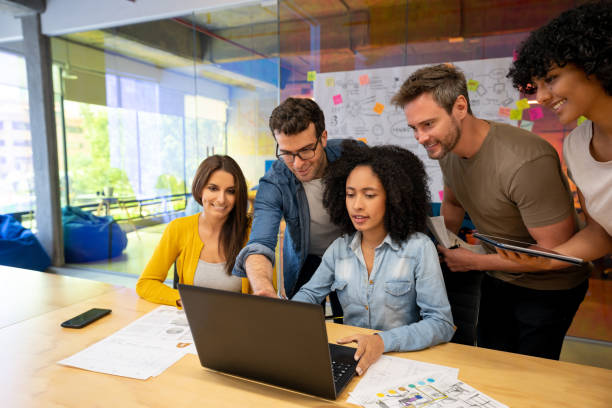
top-left (357, 373), bottom-right (508, 408)
top-left (58, 306), bottom-right (196, 380)
top-left (314, 57), bottom-right (519, 202)
top-left (347, 354), bottom-right (459, 405)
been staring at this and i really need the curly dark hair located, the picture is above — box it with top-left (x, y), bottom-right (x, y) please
top-left (323, 140), bottom-right (430, 244)
top-left (508, 1), bottom-right (612, 96)
top-left (269, 97), bottom-right (326, 138)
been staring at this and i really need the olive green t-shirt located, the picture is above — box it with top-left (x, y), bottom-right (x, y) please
top-left (439, 121), bottom-right (588, 290)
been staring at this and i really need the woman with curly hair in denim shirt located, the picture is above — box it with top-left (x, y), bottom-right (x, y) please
top-left (292, 140), bottom-right (454, 376)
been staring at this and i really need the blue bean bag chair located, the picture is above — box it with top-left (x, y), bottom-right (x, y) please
top-left (0, 214), bottom-right (51, 271)
top-left (63, 206), bottom-right (128, 263)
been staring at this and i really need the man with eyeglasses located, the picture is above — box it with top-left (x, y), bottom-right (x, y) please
top-left (233, 98), bottom-right (358, 318)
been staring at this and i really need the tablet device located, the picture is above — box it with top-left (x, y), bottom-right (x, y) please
top-left (472, 232), bottom-right (584, 266)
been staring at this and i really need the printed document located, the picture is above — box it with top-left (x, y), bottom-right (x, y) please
top-left (59, 306), bottom-right (196, 380)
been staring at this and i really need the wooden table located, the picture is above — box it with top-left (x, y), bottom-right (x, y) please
top-left (0, 266), bottom-right (118, 329)
top-left (0, 271), bottom-right (610, 407)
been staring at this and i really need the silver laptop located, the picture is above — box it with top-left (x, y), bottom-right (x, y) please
top-left (178, 284), bottom-right (358, 399)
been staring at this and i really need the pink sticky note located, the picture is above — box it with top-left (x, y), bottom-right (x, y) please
top-left (528, 107), bottom-right (543, 121)
top-left (438, 190), bottom-right (444, 201)
top-left (333, 94), bottom-right (343, 105)
top-left (359, 74), bottom-right (369, 85)
top-left (498, 106), bottom-right (511, 117)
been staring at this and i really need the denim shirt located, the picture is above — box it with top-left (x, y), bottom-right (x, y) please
top-left (232, 139), bottom-right (346, 297)
top-left (292, 232), bottom-right (455, 352)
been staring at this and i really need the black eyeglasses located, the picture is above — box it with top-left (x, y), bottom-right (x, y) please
top-left (276, 136), bottom-right (321, 163)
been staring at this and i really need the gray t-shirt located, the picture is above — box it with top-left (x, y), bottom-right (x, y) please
top-left (302, 178), bottom-right (342, 257)
top-left (193, 260), bottom-right (242, 292)
top-left (439, 121), bottom-right (588, 290)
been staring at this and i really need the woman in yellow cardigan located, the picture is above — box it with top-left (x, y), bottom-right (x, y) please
top-left (136, 155), bottom-right (251, 307)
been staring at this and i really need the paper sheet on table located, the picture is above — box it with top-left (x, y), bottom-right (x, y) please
top-left (347, 355), bottom-right (459, 405)
top-left (426, 216), bottom-right (486, 254)
top-left (356, 373), bottom-right (508, 408)
top-left (59, 306), bottom-right (196, 380)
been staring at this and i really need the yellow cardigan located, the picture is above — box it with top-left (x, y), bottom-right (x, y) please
top-left (136, 213), bottom-right (251, 306)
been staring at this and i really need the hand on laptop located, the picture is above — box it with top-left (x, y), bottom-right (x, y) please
top-left (337, 333), bottom-right (384, 376)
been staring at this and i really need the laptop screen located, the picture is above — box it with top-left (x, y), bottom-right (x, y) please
top-left (178, 284), bottom-right (342, 399)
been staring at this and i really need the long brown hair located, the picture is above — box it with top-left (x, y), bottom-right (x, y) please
top-left (191, 155), bottom-right (249, 275)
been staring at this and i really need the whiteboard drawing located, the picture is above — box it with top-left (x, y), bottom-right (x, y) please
top-left (314, 57), bottom-right (519, 201)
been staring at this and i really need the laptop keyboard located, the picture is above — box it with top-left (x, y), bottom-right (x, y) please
top-left (332, 360), bottom-right (356, 386)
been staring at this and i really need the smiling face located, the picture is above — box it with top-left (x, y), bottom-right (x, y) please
top-left (345, 165), bottom-right (387, 238)
top-left (275, 122), bottom-right (328, 182)
top-left (533, 63), bottom-right (606, 125)
top-left (200, 169), bottom-right (236, 221)
top-left (403, 92), bottom-right (462, 160)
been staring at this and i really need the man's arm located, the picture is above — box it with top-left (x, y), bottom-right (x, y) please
top-left (441, 185), bottom-right (465, 235)
top-left (245, 254), bottom-right (276, 297)
top-left (232, 179), bottom-right (284, 296)
top-left (440, 214), bottom-right (576, 272)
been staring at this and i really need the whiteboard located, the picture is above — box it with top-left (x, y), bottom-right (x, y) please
top-left (314, 57), bottom-right (519, 202)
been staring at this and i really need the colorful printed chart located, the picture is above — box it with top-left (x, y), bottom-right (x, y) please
top-left (359, 374), bottom-right (508, 408)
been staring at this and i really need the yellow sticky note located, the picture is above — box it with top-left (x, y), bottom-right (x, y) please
top-left (467, 79), bottom-right (479, 91)
top-left (509, 109), bottom-right (523, 121)
top-left (325, 78), bottom-right (335, 87)
top-left (577, 116), bottom-right (588, 126)
top-left (373, 102), bottom-right (385, 115)
top-left (307, 71), bottom-right (316, 82)
top-left (357, 137), bottom-right (368, 144)
top-left (516, 98), bottom-right (530, 110)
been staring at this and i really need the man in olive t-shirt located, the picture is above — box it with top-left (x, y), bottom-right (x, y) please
top-left (391, 64), bottom-right (588, 360)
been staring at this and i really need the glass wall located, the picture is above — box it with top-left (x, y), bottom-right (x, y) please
top-left (48, 3), bottom-right (280, 276)
top-left (0, 48), bottom-right (36, 226)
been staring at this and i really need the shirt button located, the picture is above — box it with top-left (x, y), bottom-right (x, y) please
top-left (365, 305), bottom-right (369, 310)
top-left (369, 280), bottom-right (374, 285)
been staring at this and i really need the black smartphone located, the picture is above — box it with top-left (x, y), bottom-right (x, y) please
top-left (61, 308), bottom-right (112, 329)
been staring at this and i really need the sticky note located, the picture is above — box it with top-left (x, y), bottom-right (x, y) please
top-left (325, 78), bottom-right (335, 87)
top-left (373, 103), bottom-right (385, 114)
top-left (577, 116), bottom-right (588, 126)
top-left (307, 71), bottom-right (316, 82)
top-left (509, 109), bottom-right (523, 121)
top-left (333, 94), bottom-right (343, 105)
top-left (528, 106), bottom-right (543, 121)
top-left (520, 120), bottom-right (534, 131)
top-left (516, 98), bottom-right (530, 110)
top-left (359, 74), bottom-right (369, 85)
top-left (438, 190), bottom-right (444, 201)
top-left (467, 79), bottom-right (479, 91)
top-left (357, 137), bottom-right (368, 144)
top-left (498, 106), bottom-right (511, 117)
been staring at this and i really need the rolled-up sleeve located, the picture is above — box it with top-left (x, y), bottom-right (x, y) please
top-left (233, 179), bottom-right (284, 277)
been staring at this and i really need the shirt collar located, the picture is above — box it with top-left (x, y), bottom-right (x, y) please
top-left (349, 231), bottom-right (400, 252)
